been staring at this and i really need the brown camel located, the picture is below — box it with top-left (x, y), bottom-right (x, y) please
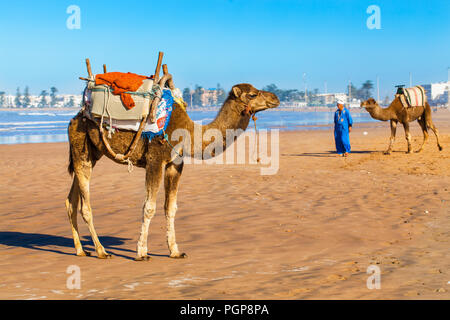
top-left (66, 83), bottom-right (279, 260)
top-left (360, 97), bottom-right (443, 154)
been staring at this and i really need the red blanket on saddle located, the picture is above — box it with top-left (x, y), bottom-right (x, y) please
top-left (95, 72), bottom-right (151, 110)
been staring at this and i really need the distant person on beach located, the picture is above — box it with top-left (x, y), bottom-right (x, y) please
top-left (334, 98), bottom-right (353, 157)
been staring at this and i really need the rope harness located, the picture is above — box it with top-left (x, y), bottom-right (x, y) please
top-left (82, 81), bottom-right (165, 173)
top-left (242, 93), bottom-right (261, 163)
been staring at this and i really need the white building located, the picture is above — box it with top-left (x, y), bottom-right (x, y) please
top-left (316, 93), bottom-right (361, 107)
top-left (421, 81), bottom-right (449, 106)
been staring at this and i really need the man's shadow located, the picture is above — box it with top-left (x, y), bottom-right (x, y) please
top-left (0, 231), bottom-right (169, 260)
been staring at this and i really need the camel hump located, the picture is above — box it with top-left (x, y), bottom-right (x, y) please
top-left (401, 86), bottom-right (427, 107)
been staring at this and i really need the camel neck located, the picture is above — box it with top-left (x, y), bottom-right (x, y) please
top-left (166, 99), bottom-right (251, 158)
top-left (206, 98), bottom-right (251, 132)
top-left (367, 104), bottom-right (395, 121)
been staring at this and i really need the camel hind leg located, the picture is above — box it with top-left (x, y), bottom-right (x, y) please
top-left (424, 103), bottom-right (443, 151)
top-left (415, 117), bottom-right (429, 153)
top-left (74, 158), bottom-right (111, 259)
top-left (65, 176), bottom-right (90, 256)
top-left (66, 115), bottom-right (108, 258)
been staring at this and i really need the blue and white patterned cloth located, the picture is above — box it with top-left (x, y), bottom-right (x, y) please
top-left (141, 89), bottom-right (174, 140)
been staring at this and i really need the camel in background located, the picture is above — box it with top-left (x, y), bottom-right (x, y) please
top-left (361, 97), bottom-right (443, 154)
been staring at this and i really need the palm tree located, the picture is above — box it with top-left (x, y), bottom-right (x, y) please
top-left (360, 80), bottom-right (374, 100)
top-left (14, 87), bottom-right (22, 108)
top-left (50, 87), bottom-right (58, 106)
top-left (23, 86), bottom-right (31, 108)
top-left (39, 90), bottom-right (48, 108)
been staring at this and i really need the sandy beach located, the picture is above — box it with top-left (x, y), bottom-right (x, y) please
top-left (0, 110), bottom-right (449, 300)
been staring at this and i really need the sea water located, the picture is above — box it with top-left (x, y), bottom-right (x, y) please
top-left (0, 109), bottom-right (376, 145)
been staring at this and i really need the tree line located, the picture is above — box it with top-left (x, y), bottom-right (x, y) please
top-left (0, 86), bottom-right (76, 108)
top-left (263, 80), bottom-right (375, 103)
top-left (181, 83), bottom-right (227, 108)
top-left (179, 80), bottom-right (375, 107)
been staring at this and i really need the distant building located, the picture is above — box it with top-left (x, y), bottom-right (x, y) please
top-left (200, 88), bottom-right (219, 106)
top-left (421, 81), bottom-right (449, 106)
top-left (280, 101), bottom-right (307, 108)
top-left (0, 93), bottom-right (82, 108)
top-left (316, 93), bottom-right (360, 107)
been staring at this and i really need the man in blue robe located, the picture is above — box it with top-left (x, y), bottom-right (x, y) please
top-left (334, 98), bottom-right (353, 157)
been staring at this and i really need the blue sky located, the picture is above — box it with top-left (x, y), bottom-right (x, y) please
top-left (0, 0), bottom-right (448, 99)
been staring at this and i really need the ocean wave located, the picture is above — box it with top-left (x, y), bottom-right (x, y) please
top-left (0, 134), bottom-right (68, 145)
top-left (0, 125), bottom-right (66, 131)
top-left (0, 121), bottom-right (69, 126)
top-left (18, 112), bottom-right (77, 116)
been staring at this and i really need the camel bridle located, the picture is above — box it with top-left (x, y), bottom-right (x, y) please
top-left (240, 90), bottom-right (261, 163)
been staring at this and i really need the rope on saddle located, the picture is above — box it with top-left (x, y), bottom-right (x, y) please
top-left (161, 129), bottom-right (182, 159)
top-left (91, 84), bottom-right (164, 172)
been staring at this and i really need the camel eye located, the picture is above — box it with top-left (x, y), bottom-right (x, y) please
top-left (248, 93), bottom-right (258, 99)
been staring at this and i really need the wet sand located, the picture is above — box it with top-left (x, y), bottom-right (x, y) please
top-left (0, 110), bottom-right (449, 300)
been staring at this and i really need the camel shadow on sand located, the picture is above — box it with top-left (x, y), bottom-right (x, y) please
top-left (0, 231), bottom-right (169, 260)
top-left (282, 150), bottom-right (379, 158)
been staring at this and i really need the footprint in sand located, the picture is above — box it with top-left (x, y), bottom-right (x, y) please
top-left (404, 290), bottom-right (420, 297)
top-left (275, 288), bottom-right (312, 297)
top-left (429, 269), bottom-right (443, 274)
top-left (327, 274), bottom-right (347, 281)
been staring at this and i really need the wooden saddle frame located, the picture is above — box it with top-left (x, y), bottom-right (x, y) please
top-left (80, 52), bottom-right (176, 165)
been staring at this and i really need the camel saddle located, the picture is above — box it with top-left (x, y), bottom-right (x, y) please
top-left (396, 85), bottom-right (427, 109)
top-left (85, 77), bottom-right (155, 120)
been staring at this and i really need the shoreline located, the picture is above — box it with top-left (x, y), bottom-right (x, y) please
top-left (1, 108), bottom-right (448, 146)
top-left (2, 106), bottom-right (449, 112)
top-left (0, 120), bottom-right (380, 146)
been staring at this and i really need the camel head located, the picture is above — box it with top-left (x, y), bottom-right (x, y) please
top-left (229, 83), bottom-right (280, 115)
top-left (360, 98), bottom-right (378, 110)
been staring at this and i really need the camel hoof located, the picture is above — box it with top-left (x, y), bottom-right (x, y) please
top-left (98, 253), bottom-right (113, 259)
top-left (438, 146), bottom-right (443, 151)
top-left (135, 256), bottom-right (151, 262)
top-left (76, 251), bottom-right (91, 257)
top-left (415, 149), bottom-right (423, 153)
top-left (170, 253), bottom-right (188, 259)
top-left (383, 151), bottom-right (391, 155)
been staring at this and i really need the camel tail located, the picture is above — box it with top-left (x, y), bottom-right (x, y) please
top-left (423, 101), bottom-right (433, 128)
top-left (68, 144), bottom-right (74, 176)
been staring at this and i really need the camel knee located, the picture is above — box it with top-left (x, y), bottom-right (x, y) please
top-left (165, 202), bottom-right (178, 218)
top-left (143, 201), bottom-right (156, 220)
top-left (65, 199), bottom-right (78, 221)
top-left (80, 206), bottom-right (93, 224)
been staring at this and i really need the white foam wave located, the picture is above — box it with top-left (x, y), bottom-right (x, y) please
top-left (0, 121), bottom-right (69, 126)
top-left (0, 125), bottom-right (66, 131)
top-left (18, 112), bottom-right (76, 116)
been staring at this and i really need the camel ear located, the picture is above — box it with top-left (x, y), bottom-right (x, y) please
top-left (232, 86), bottom-right (242, 99)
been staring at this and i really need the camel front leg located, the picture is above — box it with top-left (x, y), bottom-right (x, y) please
top-left (164, 161), bottom-right (187, 259)
top-left (135, 161), bottom-right (164, 261)
top-left (403, 122), bottom-right (413, 153)
top-left (384, 120), bottom-right (397, 155)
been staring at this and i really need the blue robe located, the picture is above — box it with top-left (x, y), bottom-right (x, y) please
top-left (334, 107), bottom-right (353, 154)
